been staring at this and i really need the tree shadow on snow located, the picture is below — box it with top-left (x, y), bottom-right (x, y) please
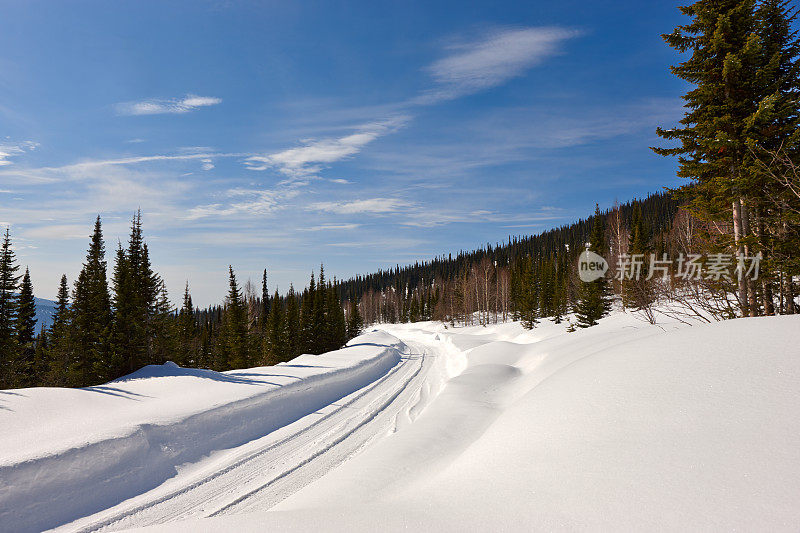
top-left (0, 390), bottom-right (26, 411)
top-left (112, 365), bottom-right (286, 387)
top-left (278, 364), bottom-right (332, 369)
top-left (81, 386), bottom-right (152, 401)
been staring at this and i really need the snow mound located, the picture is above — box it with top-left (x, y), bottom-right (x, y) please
top-left (0, 332), bottom-right (406, 532)
top-left (143, 313), bottom-right (800, 531)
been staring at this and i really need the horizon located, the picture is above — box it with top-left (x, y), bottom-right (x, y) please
top-left (0, 0), bottom-right (689, 306)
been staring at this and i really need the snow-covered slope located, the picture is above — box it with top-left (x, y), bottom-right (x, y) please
top-left (3, 312), bottom-right (799, 532)
top-left (134, 312), bottom-right (800, 532)
top-left (0, 331), bottom-right (410, 532)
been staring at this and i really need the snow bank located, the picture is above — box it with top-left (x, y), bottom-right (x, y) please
top-left (142, 313), bottom-right (800, 531)
top-left (0, 331), bottom-right (406, 532)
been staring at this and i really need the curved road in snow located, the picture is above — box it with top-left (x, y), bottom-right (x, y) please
top-left (57, 336), bottom-right (450, 533)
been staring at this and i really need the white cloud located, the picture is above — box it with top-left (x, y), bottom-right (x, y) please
top-left (185, 186), bottom-right (302, 220)
top-left (303, 223), bottom-right (361, 231)
top-left (116, 94), bottom-right (222, 115)
top-left (244, 117), bottom-right (408, 178)
top-left (200, 158), bottom-right (215, 171)
top-left (417, 27), bottom-right (579, 103)
top-left (0, 141), bottom-right (38, 166)
top-left (309, 197), bottom-right (411, 215)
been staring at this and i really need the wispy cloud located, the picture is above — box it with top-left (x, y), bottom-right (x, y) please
top-left (416, 27), bottom-right (579, 104)
top-left (185, 185), bottom-right (302, 220)
top-left (0, 141), bottom-right (38, 166)
top-left (303, 223), bottom-right (361, 231)
top-left (244, 117), bottom-right (408, 179)
top-left (309, 197), bottom-right (412, 215)
top-left (116, 94), bottom-right (222, 115)
top-left (200, 158), bottom-right (215, 171)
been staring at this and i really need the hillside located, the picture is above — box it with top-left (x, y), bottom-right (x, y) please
top-left (2, 309), bottom-right (798, 531)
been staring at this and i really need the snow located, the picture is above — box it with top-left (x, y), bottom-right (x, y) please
top-left (139, 312), bottom-right (799, 532)
top-left (2, 311), bottom-right (800, 531)
top-left (0, 331), bottom-right (407, 532)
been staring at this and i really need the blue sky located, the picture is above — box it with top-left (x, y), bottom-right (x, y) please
top-left (0, 0), bottom-right (689, 306)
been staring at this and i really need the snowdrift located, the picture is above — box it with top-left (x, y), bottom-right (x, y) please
top-left (143, 313), bottom-right (800, 531)
top-left (0, 331), bottom-right (406, 532)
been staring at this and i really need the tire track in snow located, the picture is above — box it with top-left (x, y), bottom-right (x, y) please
top-left (59, 339), bottom-right (442, 532)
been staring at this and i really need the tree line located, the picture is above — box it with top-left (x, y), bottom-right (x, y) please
top-left (340, 0), bottom-right (800, 329)
top-left (0, 214), bottom-right (363, 389)
top-left (342, 193), bottom-right (679, 329)
top-left (2, 0), bottom-right (798, 389)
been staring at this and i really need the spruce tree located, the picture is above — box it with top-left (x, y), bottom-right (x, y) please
top-left (624, 205), bottom-right (655, 310)
top-left (575, 206), bottom-right (612, 328)
top-left (16, 267), bottom-right (37, 386)
top-left (324, 281), bottom-right (347, 351)
top-left (299, 274), bottom-right (315, 354)
top-left (284, 285), bottom-right (300, 360)
top-left (260, 268), bottom-right (270, 330)
top-left (346, 299), bottom-right (364, 340)
top-left (149, 276), bottom-right (175, 365)
top-left (46, 275), bottom-right (72, 386)
top-left (313, 265), bottom-right (327, 353)
top-left (0, 228), bottom-right (21, 388)
top-left (70, 216), bottom-right (113, 386)
top-left (220, 266), bottom-right (248, 370)
top-left (178, 282), bottom-right (196, 366)
top-left (654, 0), bottom-right (762, 315)
top-left (32, 327), bottom-right (49, 385)
top-left (265, 290), bottom-right (286, 364)
top-left (749, 0), bottom-right (800, 315)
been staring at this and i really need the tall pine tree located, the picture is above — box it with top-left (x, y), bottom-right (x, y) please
top-left (0, 228), bottom-right (21, 388)
top-left (654, 0), bottom-right (762, 315)
top-left (46, 275), bottom-right (72, 386)
top-left (70, 216), bottom-right (113, 387)
top-left (575, 205), bottom-right (612, 328)
top-left (16, 267), bottom-right (37, 386)
top-left (219, 266), bottom-right (248, 370)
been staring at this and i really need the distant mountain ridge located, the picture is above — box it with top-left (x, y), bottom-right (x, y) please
top-left (34, 297), bottom-right (57, 331)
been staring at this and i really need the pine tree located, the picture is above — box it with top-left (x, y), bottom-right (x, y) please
top-left (299, 273), bottom-right (316, 354)
top-left (748, 0), bottom-right (800, 315)
top-left (70, 216), bottom-right (113, 387)
top-left (346, 299), bottom-right (364, 340)
top-left (284, 285), bottom-right (300, 360)
top-left (219, 266), bottom-right (248, 370)
top-left (409, 296), bottom-right (420, 322)
top-left (0, 228), bottom-right (21, 388)
top-left (624, 205), bottom-right (655, 310)
top-left (110, 213), bottom-right (149, 376)
top-left (312, 265), bottom-right (327, 353)
top-left (32, 327), bottom-right (49, 385)
top-left (260, 268), bottom-right (270, 329)
top-left (265, 290), bottom-right (286, 364)
top-left (178, 282), bottom-right (196, 366)
top-left (654, 0), bottom-right (762, 315)
top-left (324, 281), bottom-right (347, 351)
top-left (46, 275), bottom-right (72, 386)
top-left (575, 206), bottom-right (612, 328)
top-left (149, 276), bottom-right (175, 365)
top-left (16, 267), bottom-right (37, 386)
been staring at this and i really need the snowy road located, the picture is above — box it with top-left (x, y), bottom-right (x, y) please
top-left (9, 313), bottom-right (800, 532)
top-left (53, 337), bottom-right (453, 532)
